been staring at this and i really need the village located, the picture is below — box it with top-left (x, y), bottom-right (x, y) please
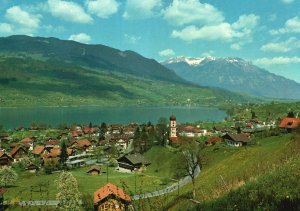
top-left (0, 110), bottom-right (299, 210)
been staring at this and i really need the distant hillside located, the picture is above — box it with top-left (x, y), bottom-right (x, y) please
top-left (0, 54), bottom-right (251, 107)
top-left (0, 35), bottom-right (184, 84)
top-left (163, 57), bottom-right (300, 99)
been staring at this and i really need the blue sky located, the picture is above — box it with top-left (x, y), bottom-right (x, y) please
top-left (0, 0), bottom-right (300, 82)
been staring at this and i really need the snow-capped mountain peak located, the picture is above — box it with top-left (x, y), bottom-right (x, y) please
top-left (162, 56), bottom-right (216, 66)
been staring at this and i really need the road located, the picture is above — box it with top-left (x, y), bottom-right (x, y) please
top-left (15, 165), bottom-right (200, 206)
top-left (132, 165), bottom-right (200, 200)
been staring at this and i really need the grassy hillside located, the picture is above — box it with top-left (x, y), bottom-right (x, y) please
top-left (163, 133), bottom-right (300, 210)
top-left (0, 54), bottom-right (251, 107)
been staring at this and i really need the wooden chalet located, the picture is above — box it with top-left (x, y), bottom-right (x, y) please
top-left (25, 163), bottom-right (39, 173)
top-left (87, 165), bottom-right (101, 175)
top-left (94, 183), bottom-right (131, 211)
top-left (9, 145), bottom-right (28, 162)
top-left (0, 151), bottom-right (13, 167)
top-left (71, 139), bottom-right (92, 151)
top-left (222, 133), bottom-right (251, 147)
top-left (117, 153), bottom-right (150, 171)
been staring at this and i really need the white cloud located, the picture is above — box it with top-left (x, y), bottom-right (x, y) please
top-left (281, 0), bottom-right (294, 4)
top-left (85, 0), bottom-right (119, 19)
top-left (171, 13), bottom-right (259, 48)
top-left (230, 43), bottom-right (241, 50)
top-left (123, 0), bottom-right (162, 20)
top-left (171, 24), bottom-right (232, 41)
top-left (0, 23), bottom-right (13, 34)
top-left (261, 37), bottom-right (300, 52)
top-left (69, 33), bottom-right (91, 43)
top-left (48, 0), bottom-right (93, 24)
top-left (159, 49), bottom-right (175, 56)
top-left (5, 6), bottom-right (41, 30)
top-left (270, 16), bottom-right (300, 35)
top-left (254, 56), bottom-right (300, 65)
top-left (124, 34), bottom-right (141, 44)
top-left (163, 0), bottom-right (224, 26)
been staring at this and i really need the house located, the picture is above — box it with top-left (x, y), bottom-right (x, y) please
top-left (110, 134), bottom-right (133, 150)
top-left (31, 145), bottom-right (46, 157)
top-left (279, 117), bottom-right (300, 132)
top-left (44, 139), bottom-right (60, 151)
top-left (9, 145), bottom-right (28, 162)
top-left (87, 165), bottom-right (101, 175)
top-left (71, 139), bottom-right (92, 152)
top-left (94, 183), bottom-right (131, 211)
top-left (25, 163), bottom-right (39, 173)
top-left (205, 137), bottom-right (222, 145)
top-left (222, 133), bottom-right (251, 147)
top-left (110, 124), bottom-right (123, 134)
top-left (20, 137), bottom-right (34, 150)
top-left (117, 153), bottom-right (150, 171)
top-left (0, 151), bottom-right (13, 167)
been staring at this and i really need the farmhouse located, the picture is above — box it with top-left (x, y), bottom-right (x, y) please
top-left (117, 153), bottom-right (150, 171)
top-left (222, 133), bottom-right (251, 147)
top-left (94, 183), bottom-right (131, 211)
top-left (9, 145), bottom-right (28, 162)
top-left (0, 151), bottom-right (13, 167)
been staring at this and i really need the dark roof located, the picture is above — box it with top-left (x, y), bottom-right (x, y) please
top-left (87, 165), bottom-right (101, 173)
top-left (170, 115), bottom-right (176, 121)
top-left (9, 145), bottom-right (28, 157)
top-left (118, 153), bottom-right (150, 166)
top-left (222, 133), bottom-right (251, 143)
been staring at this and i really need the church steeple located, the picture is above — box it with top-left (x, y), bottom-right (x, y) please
top-left (169, 115), bottom-right (177, 138)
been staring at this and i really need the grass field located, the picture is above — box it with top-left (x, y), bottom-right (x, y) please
top-left (163, 133), bottom-right (300, 210)
top-left (4, 146), bottom-right (180, 202)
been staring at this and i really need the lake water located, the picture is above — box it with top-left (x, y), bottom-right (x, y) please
top-left (0, 106), bottom-right (227, 129)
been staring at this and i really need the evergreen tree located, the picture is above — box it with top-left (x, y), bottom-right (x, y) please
top-left (156, 117), bottom-right (168, 146)
top-left (141, 126), bottom-right (149, 152)
top-left (60, 140), bottom-right (68, 169)
top-left (133, 126), bottom-right (141, 152)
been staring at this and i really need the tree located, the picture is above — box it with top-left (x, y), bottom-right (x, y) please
top-left (133, 126), bottom-right (141, 152)
top-left (0, 167), bottom-right (18, 187)
top-left (94, 146), bottom-right (104, 163)
top-left (156, 117), bottom-right (168, 146)
top-left (56, 171), bottom-right (81, 211)
top-left (140, 126), bottom-right (149, 152)
top-left (287, 111), bottom-right (295, 118)
top-left (178, 140), bottom-right (203, 199)
top-left (60, 140), bottom-right (68, 169)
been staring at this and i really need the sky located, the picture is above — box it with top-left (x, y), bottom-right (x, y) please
top-left (0, 0), bottom-right (300, 82)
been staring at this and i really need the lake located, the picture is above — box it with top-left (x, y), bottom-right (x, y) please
top-left (0, 106), bottom-right (227, 129)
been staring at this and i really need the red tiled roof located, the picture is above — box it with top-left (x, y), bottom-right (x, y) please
top-left (20, 137), bottom-right (33, 143)
top-left (94, 183), bottom-right (131, 204)
top-left (76, 139), bottom-right (91, 147)
top-left (0, 150), bottom-right (12, 160)
top-left (279, 117), bottom-right (300, 129)
top-left (45, 139), bottom-right (60, 146)
top-left (32, 145), bottom-right (45, 155)
top-left (205, 137), bottom-right (221, 145)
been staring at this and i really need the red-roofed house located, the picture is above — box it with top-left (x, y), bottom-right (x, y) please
top-left (94, 183), bottom-right (131, 211)
top-left (279, 117), bottom-right (300, 132)
top-left (20, 137), bottom-right (34, 150)
top-left (71, 139), bottom-right (92, 152)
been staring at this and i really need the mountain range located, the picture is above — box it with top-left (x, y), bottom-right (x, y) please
top-left (162, 57), bottom-right (300, 99)
top-left (0, 35), bottom-right (251, 107)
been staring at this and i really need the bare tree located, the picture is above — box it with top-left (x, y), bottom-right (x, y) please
top-left (179, 140), bottom-right (202, 199)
